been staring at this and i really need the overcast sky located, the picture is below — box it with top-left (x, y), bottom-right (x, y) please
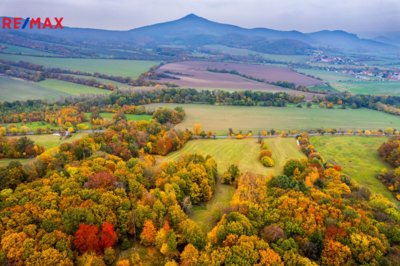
top-left (1, 0), bottom-right (399, 34)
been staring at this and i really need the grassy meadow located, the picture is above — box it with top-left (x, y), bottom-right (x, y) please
top-left (163, 138), bottom-right (305, 176)
top-left (38, 79), bottom-right (112, 95)
top-left (146, 103), bottom-right (400, 134)
top-left (7, 132), bottom-right (89, 149)
top-left (203, 45), bottom-right (310, 64)
top-left (0, 76), bottom-right (68, 101)
top-left (297, 68), bottom-right (400, 95)
top-left (310, 136), bottom-right (399, 207)
top-left (190, 184), bottom-right (235, 231)
top-left (0, 76), bottom-right (111, 102)
top-left (162, 137), bottom-right (305, 229)
top-left (1, 121), bottom-right (60, 131)
top-left (0, 54), bottom-right (159, 78)
top-left (0, 43), bottom-right (57, 56)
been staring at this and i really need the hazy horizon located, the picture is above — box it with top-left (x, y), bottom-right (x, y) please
top-left (1, 0), bottom-right (399, 36)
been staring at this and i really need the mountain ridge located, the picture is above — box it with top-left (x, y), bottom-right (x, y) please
top-left (0, 13), bottom-right (396, 55)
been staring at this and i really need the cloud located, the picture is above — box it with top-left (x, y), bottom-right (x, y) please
top-left (0, 0), bottom-right (399, 33)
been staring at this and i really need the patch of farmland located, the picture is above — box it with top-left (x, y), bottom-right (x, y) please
top-left (156, 61), bottom-right (323, 88)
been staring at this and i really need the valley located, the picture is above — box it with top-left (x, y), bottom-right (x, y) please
top-left (1, 9), bottom-right (400, 266)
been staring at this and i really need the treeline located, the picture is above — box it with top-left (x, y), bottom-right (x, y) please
top-left (153, 107), bottom-right (185, 125)
top-left (0, 89), bottom-right (303, 118)
top-left (105, 89), bottom-right (303, 107)
top-left (2, 88), bottom-right (400, 124)
top-left (0, 110), bottom-right (45, 124)
top-left (325, 92), bottom-right (400, 116)
top-left (377, 137), bottom-right (400, 200)
top-left (0, 136), bottom-right (44, 159)
top-left (259, 141), bottom-right (274, 167)
top-left (0, 106), bottom-right (184, 137)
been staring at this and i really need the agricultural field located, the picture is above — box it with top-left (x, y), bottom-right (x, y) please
top-left (202, 45), bottom-right (310, 64)
top-left (146, 103), bottom-right (400, 133)
top-left (297, 68), bottom-right (400, 95)
top-left (64, 74), bottom-right (133, 89)
top-left (38, 79), bottom-right (112, 96)
top-left (157, 64), bottom-right (284, 91)
top-left (0, 54), bottom-right (159, 78)
top-left (0, 75), bottom-right (68, 101)
top-left (0, 43), bottom-right (57, 56)
top-left (295, 68), bottom-right (356, 84)
top-left (155, 61), bottom-right (322, 92)
top-left (337, 80), bottom-right (400, 96)
top-left (310, 136), bottom-right (399, 207)
top-left (0, 76), bottom-right (111, 102)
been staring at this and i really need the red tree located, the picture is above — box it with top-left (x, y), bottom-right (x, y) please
top-left (100, 222), bottom-right (118, 249)
top-left (84, 172), bottom-right (116, 189)
top-left (74, 224), bottom-right (101, 254)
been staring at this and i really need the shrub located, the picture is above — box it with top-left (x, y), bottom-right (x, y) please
top-left (221, 164), bottom-right (240, 184)
top-left (283, 159), bottom-right (305, 177)
top-left (261, 156), bottom-right (274, 167)
top-left (259, 149), bottom-right (272, 159)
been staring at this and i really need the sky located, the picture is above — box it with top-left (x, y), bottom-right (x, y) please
top-left (0, 0), bottom-right (399, 34)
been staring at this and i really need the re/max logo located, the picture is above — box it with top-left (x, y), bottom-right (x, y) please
top-left (1, 17), bottom-right (63, 29)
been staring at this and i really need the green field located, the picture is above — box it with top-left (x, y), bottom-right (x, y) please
top-left (0, 54), bottom-right (159, 78)
top-left (7, 132), bottom-right (88, 149)
top-left (84, 112), bottom-right (153, 121)
top-left (190, 184), bottom-right (235, 231)
top-left (146, 103), bottom-right (400, 133)
top-left (296, 68), bottom-right (358, 84)
top-left (65, 74), bottom-right (134, 89)
top-left (297, 68), bottom-right (400, 95)
top-left (0, 76), bottom-right (111, 102)
top-left (163, 138), bottom-right (305, 176)
top-left (337, 81), bottom-right (400, 96)
top-left (0, 76), bottom-right (68, 101)
top-left (0, 43), bottom-right (56, 56)
top-left (38, 79), bottom-right (111, 95)
top-left (310, 136), bottom-right (399, 207)
top-left (203, 45), bottom-right (310, 64)
top-left (1, 121), bottom-right (60, 131)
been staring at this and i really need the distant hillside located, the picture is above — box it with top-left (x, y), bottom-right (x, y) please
top-left (373, 32), bottom-right (400, 47)
top-left (0, 14), bottom-right (396, 57)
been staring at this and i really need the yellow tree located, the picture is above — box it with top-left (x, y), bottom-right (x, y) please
top-left (140, 220), bottom-right (157, 246)
top-left (180, 244), bottom-right (199, 266)
top-left (193, 123), bottom-right (202, 135)
top-left (321, 240), bottom-right (352, 266)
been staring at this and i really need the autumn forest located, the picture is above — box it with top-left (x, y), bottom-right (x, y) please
top-left (2, 4), bottom-right (400, 266)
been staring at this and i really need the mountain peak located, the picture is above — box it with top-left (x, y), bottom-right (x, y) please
top-left (180, 13), bottom-right (205, 20)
